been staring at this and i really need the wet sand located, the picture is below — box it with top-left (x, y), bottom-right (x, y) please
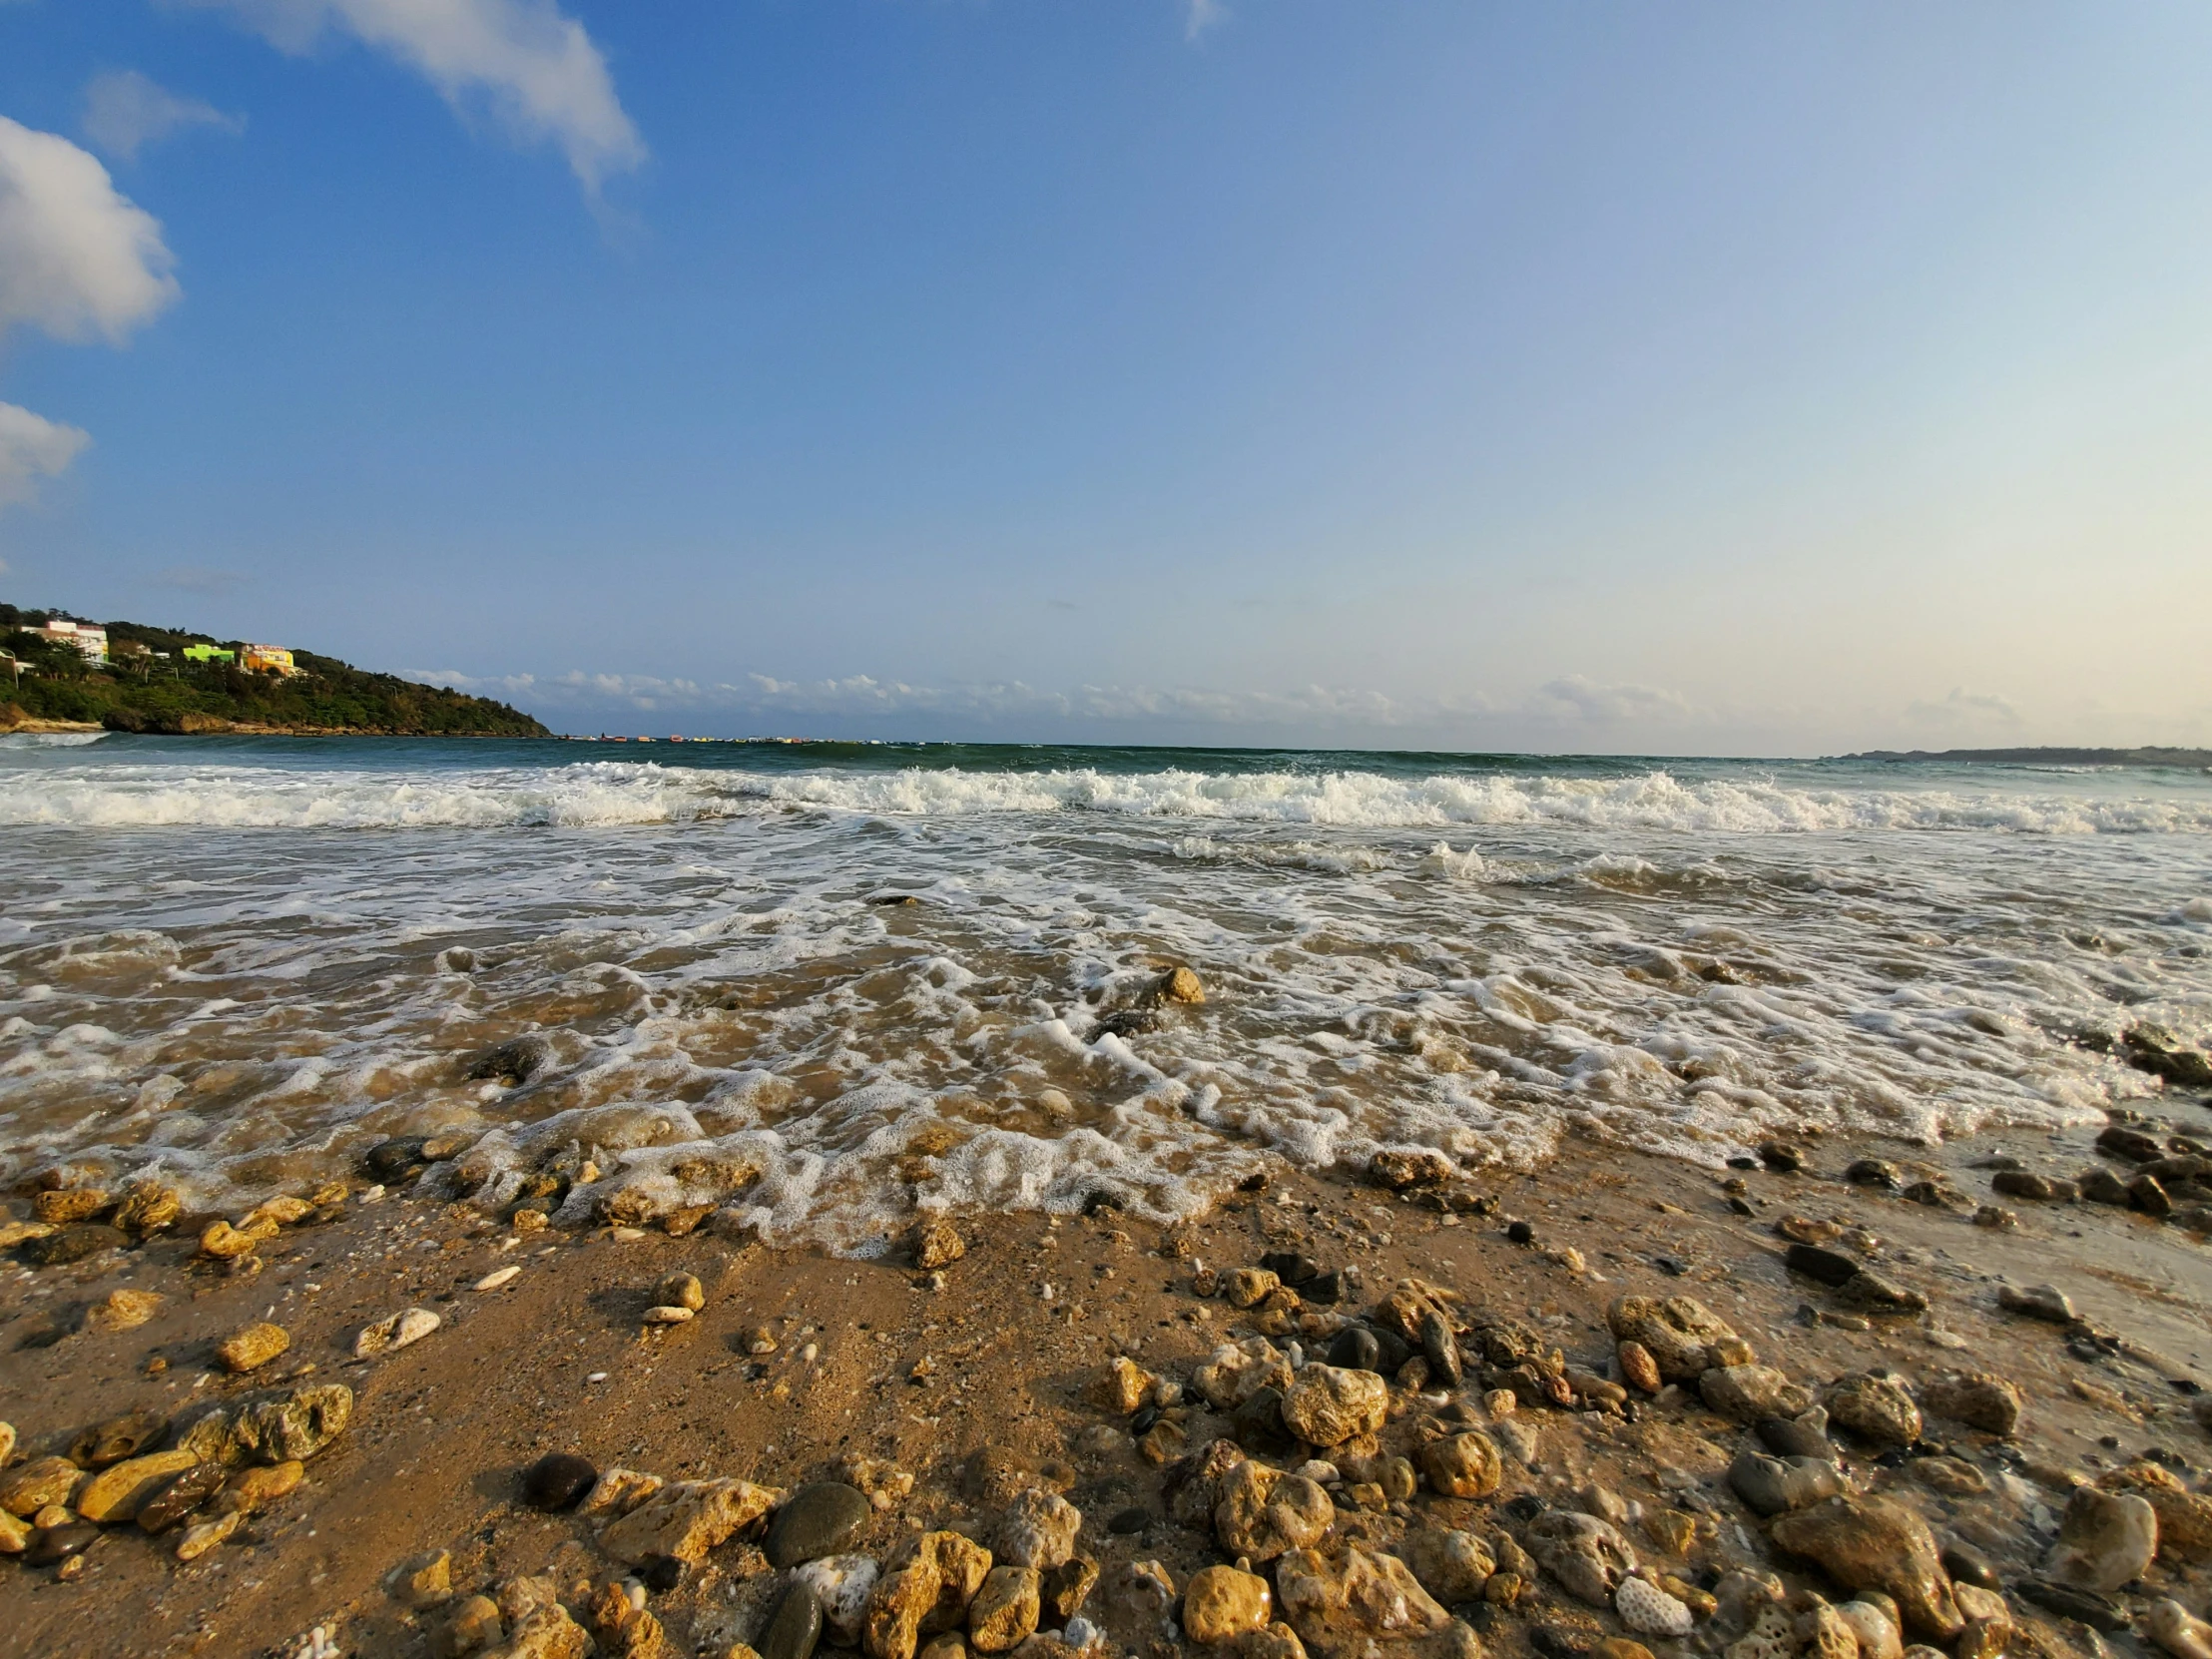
top-left (1, 1116), bottom-right (2209, 1659)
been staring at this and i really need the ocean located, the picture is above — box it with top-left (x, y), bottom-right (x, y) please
top-left (5, 734), bottom-right (2209, 1252)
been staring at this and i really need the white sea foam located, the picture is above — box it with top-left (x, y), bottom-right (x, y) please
top-left (0, 731), bottom-right (109, 748)
top-left (3, 744), bottom-right (2210, 1249)
top-left (5, 757), bottom-right (2212, 833)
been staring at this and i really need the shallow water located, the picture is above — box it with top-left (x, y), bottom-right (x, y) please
top-left (5, 736), bottom-right (2210, 1250)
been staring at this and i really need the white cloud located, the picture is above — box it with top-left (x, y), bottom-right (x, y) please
top-left (1903, 687), bottom-right (2024, 731)
top-left (399, 666), bottom-right (1724, 741)
top-left (0, 116), bottom-right (179, 343)
top-left (1526, 675), bottom-right (1698, 726)
top-left (0, 401), bottom-right (92, 508)
top-left (1185, 0), bottom-right (1227, 42)
top-left (179, 0), bottom-right (645, 193)
top-left (82, 70), bottom-right (247, 162)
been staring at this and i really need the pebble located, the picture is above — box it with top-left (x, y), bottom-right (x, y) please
top-left (76, 1449), bottom-right (200, 1524)
top-left (2148, 1601), bottom-right (2212, 1659)
top-left (137, 1463), bottom-right (228, 1534)
top-left (658, 1272), bottom-right (706, 1312)
top-left (1421, 1432), bottom-right (1502, 1498)
top-left (84, 1288), bottom-right (167, 1334)
top-left (524, 1452), bottom-right (600, 1511)
top-left (354, 1307), bottom-right (441, 1359)
top-left (1183, 1564), bottom-right (1271, 1643)
top-left (71, 1409), bottom-right (169, 1467)
top-left (1768, 1497), bottom-right (1963, 1636)
top-left (1998, 1284), bottom-right (2075, 1324)
top-left (793, 1556), bottom-right (879, 1646)
top-left (767, 1482), bottom-right (872, 1568)
top-left (23, 1225), bottom-right (128, 1266)
top-left (217, 1321), bottom-right (290, 1374)
top-left (1921, 1373), bottom-right (2025, 1436)
top-left (1326, 1326), bottom-right (1382, 1374)
top-left (645, 1306), bottom-right (696, 1325)
top-left (1, 1456), bottom-right (84, 1517)
top-left (1281, 1366), bottom-right (1387, 1446)
top-left (1755, 1416), bottom-right (1834, 1461)
top-left (2048, 1486), bottom-right (2157, 1594)
top-left (969, 1564), bottom-right (1042, 1653)
top-left (28, 1521), bottom-right (100, 1566)
top-left (176, 1511), bottom-right (241, 1561)
top-left (1939, 1544), bottom-right (1999, 1591)
top-left (473, 1266), bottom-right (521, 1292)
top-left (1825, 1373), bottom-right (1924, 1446)
top-left (1728, 1451), bottom-right (1846, 1517)
top-left (762, 1580), bottom-right (825, 1659)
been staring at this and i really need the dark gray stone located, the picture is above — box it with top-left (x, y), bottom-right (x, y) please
top-left (1727, 1450), bottom-right (1846, 1517)
top-left (1785, 1242), bottom-right (1859, 1287)
top-left (523, 1452), bottom-right (598, 1511)
top-left (22, 1225), bottom-right (127, 1266)
top-left (761, 1582), bottom-right (824, 1659)
top-left (1755, 1417), bottom-right (1834, 1461)
top-left (765, 1482), bottom-right (871, 1568)
top-left (1328, 1326), bottom-right (1382, 1374)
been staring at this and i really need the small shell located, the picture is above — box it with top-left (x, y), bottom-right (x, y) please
top-left (472, 1266), bottom-right (521, 1293)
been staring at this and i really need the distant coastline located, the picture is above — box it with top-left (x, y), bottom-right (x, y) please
top-left (1, 604), bottom-right (547, 739)
top-left (1843, 745), bottom-right (2212, 768)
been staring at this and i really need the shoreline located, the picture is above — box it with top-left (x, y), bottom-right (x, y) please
top-left (2, 1118), bottom-right (2209, 1658)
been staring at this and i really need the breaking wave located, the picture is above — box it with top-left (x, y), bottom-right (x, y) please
top-left (5, 758), bottom-right (2212, 834)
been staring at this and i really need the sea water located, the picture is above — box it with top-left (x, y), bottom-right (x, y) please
top-left (4, 736), bottom-right (2209, 1250)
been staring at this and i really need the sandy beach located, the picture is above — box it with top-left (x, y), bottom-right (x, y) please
top-left (3, 1102), bottom-right (2210, 1659)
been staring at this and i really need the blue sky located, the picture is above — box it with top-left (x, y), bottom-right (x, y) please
top-left (2, 2), bottom-right (2209, 749)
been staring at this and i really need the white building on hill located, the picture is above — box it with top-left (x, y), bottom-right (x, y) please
top-left (36, 619), bottom-right (108, 664)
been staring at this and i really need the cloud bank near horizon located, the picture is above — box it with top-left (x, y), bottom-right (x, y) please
top-left (396, 660), bottom-right (2201, 753)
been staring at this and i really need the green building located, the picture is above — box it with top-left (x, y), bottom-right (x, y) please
top-left (183, 644), bottom-right (236, 664)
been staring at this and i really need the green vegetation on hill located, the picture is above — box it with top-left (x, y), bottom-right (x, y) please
top-left (0, 605), bottom-right (549, 737)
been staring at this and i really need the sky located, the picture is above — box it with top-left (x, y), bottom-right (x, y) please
top-left (1, 1), bottom-right (2209, 751)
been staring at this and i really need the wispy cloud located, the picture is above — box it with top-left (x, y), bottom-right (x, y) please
top-left (1904, 687), bottom-right (2023, 731)
top-left (176, 0), bottom-right (645, 196)
top-left (403, 664), bottom-right (1712, 736)
top-left (0, 403), bottom-right (92, 508)
top-left (82, 70), bottom-right (247, 162)
top-left (1185, 0), bottom-right (1228, 42)
top-left (1527, 675), bottom-right (1698, 726)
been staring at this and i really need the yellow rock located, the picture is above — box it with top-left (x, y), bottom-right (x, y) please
top-left (33, 1188), bottom-right (111, 1225)
top-left (176, 1510), bottom-right (241, 1561)
top-left (1184, 1565), bottom-right (1272, 1643)
top-left (1086, 1356), bottom-right (1156, 1414)
top-left (200, 1217), bottom-right (277, 1259)
top-left (77, 1449), bottom-right (202, 1524)
top-left (221, 1460), bottom-right (303, 1514)
top-left (0, 1455), bottom-right (82, 1517)
top-left (968, 1566), bottom-right (1041, 1653)
top-left (1160, 966), bottom-right (1206, 1004)
top-left (244, 1195), bottom-right (314, 1229)
top-left (217, 1321), bottom-right (291, 1373)
top-left (85, 1287), bottom-right (167, 1334)
top-left (113, 1181), bottom-right (182, 1234)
